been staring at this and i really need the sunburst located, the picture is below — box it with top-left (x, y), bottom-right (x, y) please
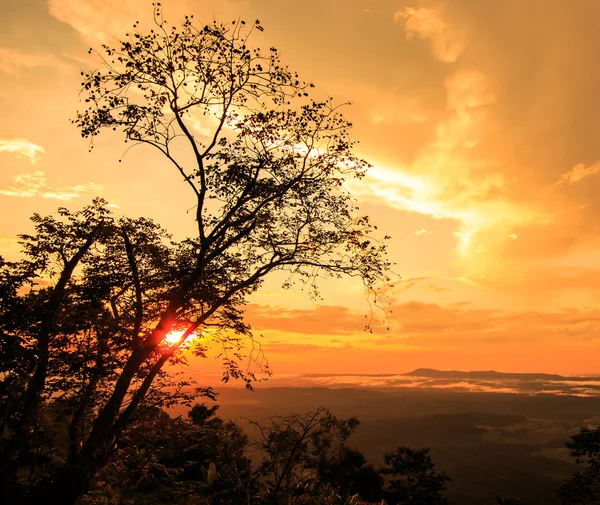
top-left (164, 329), bottom-right (199, 345)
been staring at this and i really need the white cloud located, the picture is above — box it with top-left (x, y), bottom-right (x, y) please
top-left (556, 162), bottom-right (600, 186)
top-left (370, 95), bottom-right (428, 125)
top-left (348, 69), bottom-right (514, 255)
top-left (0, 48), bottom-right (70, 74)
top-left (346, 56), bottom-right (553, 267)
top-left (394, 7), bottom-right (465, 63)
top-left (47, 0), bottom-right (240, 45)
top-left (0, 138), bottom-right (45, 163)
top-left (0, 171), bottom-right (103, 201)
top-left (47, 0), bottom-right (152, 45)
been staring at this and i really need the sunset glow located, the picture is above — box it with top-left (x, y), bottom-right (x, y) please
top-left (164, 329), bottom-right (200, 346)
top-left (2, 0), bottom-right (600, 377)
top-left (8, 5), bottom-right (600, 505)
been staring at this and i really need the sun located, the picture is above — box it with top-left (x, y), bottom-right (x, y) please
top-left (164, 329), bottom-right (200, 345)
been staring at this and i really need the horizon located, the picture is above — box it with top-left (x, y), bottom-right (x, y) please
top-left (174, 367), bottom-right (600, 398)
top-left (183, 367), bottom-right (600, 380)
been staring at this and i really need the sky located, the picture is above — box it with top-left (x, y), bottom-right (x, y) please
top-left (2, 0), bottom-right (600, 376)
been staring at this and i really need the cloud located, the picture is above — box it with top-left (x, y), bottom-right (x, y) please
top-left (376, 1), bottom-right (600, 284)
top-left (394, 7), bottom-right (465, 63)
top-left (373, 300), bottom-right (600, 349)
top-left (0, 49), bottom-right (71, 75)
top-left (47, 0), bottom-right (240, 45)
top-left (0, 139), bottom-right (45, 163)
top-left (348, 67), bottom-right (545, 260)
top-left (244, 304), bottom-right (367, 335)
top-left (0, 171), bottom-right (103, 201)
top-left (370, 94), bottom-right (428, 125)
top-left (243, 300), bottom-right (600, 366)
top-left (471, 266), bottom-right (600, 296)
top-left (556, 161), bottom-right (600, 186)
top-left (395, 277), bottom-right (449, 294)
top-left (47, 0), bottom-right (154, 45)
top-left (264, 342), bottom-right (354, 354)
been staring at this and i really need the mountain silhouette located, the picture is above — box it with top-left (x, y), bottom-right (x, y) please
top-left (403, 368), bottom-right (592, 382)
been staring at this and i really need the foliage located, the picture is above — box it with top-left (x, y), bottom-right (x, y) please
top-left (81, 404), bottom-right (255, 505)
top-left (75, 4), bottom-right (390, 298)
top-left (76, 406), bottom-right (452, 505)
top-left (0, 201), bottom-right (209, 501)
top-left (381, 446), bottom-right (450, 505)
top-left (558, 426), bottom-right (600, 505)
top-left (1, 4), bottom-right (390, 504)
top-left (250, 409), bottom-right (383, 504)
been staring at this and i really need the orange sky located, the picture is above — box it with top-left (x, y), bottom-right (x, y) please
top-left (2, 0), bottom-right (600, 376)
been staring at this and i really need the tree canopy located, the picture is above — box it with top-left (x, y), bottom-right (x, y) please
top-left (558, 426), bottom-right (600, 505)
top-left (0, 6), bottom-right (390, 505)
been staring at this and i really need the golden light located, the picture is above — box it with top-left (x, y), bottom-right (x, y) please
top-left (164, 329), bottom-right (200, 345)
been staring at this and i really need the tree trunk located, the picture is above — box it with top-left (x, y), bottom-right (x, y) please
top-left (27, 342), bottom-right (154, 505)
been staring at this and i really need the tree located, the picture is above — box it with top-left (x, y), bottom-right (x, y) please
top-left (0, 201), bottom-right (113, 499)
top-left (249, 409), bottom-right (381, 504)
top-left (381, 446), bottom-right (450, 505)
top-left (251, 409), bottom-right (327, 503)
top-left (2, 5), bottom-right (390, 505)
top-left (558, 426), bottom-right (600, 505)
top-left (184, 404), bottom-right (257, 502)
top-left (316, 448), bottom-right (383, 503)
top-left (82, 403), bottom-right (255, 505)
top-left (0, 202), bottom-right (205, 503)
top-left (310, 413), bottom-right (382, 503)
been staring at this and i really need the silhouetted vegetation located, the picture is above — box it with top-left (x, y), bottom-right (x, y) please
top-left (0, 5), bottom-right (391, 504)
top-left (1, 398), bottom-right (453, 505)
top-left (381, 446), bottom-right (449, 504)
top-left (2, 5), bottom-right (599, 505)
top-left (80, 404), bottom-right (255, 505)
top-left (248, 408), bottom-right (383, 504)
top-left (558, 426), bottom-right (600, 504)
top-left (6, 394), bottom-right (593, 505)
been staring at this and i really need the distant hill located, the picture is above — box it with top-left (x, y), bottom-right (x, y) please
top-left (403, 368), bottom-right (584, 381)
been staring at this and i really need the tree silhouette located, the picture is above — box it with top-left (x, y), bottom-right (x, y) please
top-left (0, 201), bottom-right (112, 498)
top-left (248, 408), bottom-right (383, 504)
top-left (381, 446), bottom-right (450, 505)
top-left (1, 6), bottom-right (390, 504)
top-left (558, 426), bottom-right (600, 505)
top-left (496, 496), bottom-right (525, 504)
top-left (188, 403), bottom-right (221, 427)
top-left (310, 413), bottom-right (382, 502)
top-left (81, 404), bottom-right (255, 505)
top-left (0, 202), bottom-right (206, 502)
top-left (251, 409), bottom-right (327, 503)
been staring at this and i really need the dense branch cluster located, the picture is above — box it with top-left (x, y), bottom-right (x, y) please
top-left (75, 7), bottom-right (390, 294)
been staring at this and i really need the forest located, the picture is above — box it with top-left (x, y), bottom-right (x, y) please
top-left (1, 4), bottom-right (599, 505)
